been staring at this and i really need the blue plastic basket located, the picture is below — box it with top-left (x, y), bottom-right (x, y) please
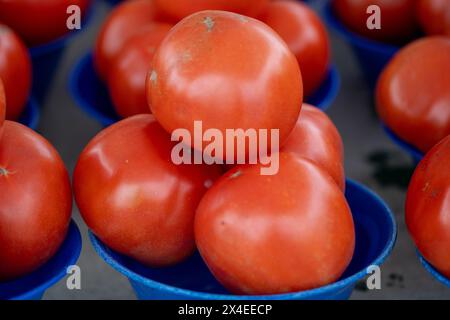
top-left (90, 179), bottom-right (396, 300)
top-left (417, 252), bottom-right (450, 289)
top-left (323, 0), bottom-right (399, 89)
top-left (69, 53), bottom-right (340, 127)
top-left (29, 2), bottom-right (95, 103)
top-left (18, 98), bottom-right (40, 130)
top-left (382, 125), bottom-right (424, 164)
top-left (0, 220), bottom-right (82, 300)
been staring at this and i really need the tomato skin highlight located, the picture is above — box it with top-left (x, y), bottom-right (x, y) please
top-left (259, 1), bottom-right (330, 97)
top-left (73, 114), bottom-right (222, 267)
top-left (94, 0), bottom-right (168, 80)
top-left (376, 37), bottom-right (450, 153)
top-left (108, 23), bottom-right (173, 118)
top-left (195, 152), bottom-right (355, 295)
top-left (0, 121), bottom-right (72, 281)
top-left (154, 0), bottom-right (269, 21)
top-left (0, 0), bottom-right (92, 46)
top-left (147, 10), bottom-right (303, 160)
top-left (416, 0), bottom-right (450, 36)
top-left (332, 0), bottom-right (418, 44)
top-left (406, 135), bottom-right (450, 279)
top-left (0, 25), bottom-right (32, 120)
top-left (282, 104), bottom-right (345, 191)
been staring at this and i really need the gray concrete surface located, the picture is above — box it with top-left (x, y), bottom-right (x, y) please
top-left (38, 0), bottom-right (450, 299)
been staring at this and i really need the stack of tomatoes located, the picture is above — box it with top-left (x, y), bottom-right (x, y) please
top-left (0, 81), bottom-right (72, 281)
top-left (94, 0), bottom-right (331, 119)
top-left (75, 6), bottom-right (355, 295)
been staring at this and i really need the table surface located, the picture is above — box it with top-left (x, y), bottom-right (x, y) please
top-left (39, 0), bottom-right (450, 299)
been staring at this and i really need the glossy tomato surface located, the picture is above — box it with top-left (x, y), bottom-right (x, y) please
top-left (376, 37), bottom-right (450, 153)
top-left (0, 121), bottom-right (72, 281)
top-left (406, 135), bottom-right (450, 278)
top-left (148, 11), bottom-right (302, 160)
top-left (0, 0), bottom-right (92, 46)
top-left (0, 25), bottom-right (32, 120)
top-left (94, 0), bottom-right (169, 80)
top-left (282, 104), bottom-right (345, 191)
top-left (73, 115), bottom-right (222, 267)
top-left (416, 0), bottom-right (450, 36)
top-left (108, 23), bottom-right (173, 118)
top-left (195, 152), bottom-right (355, 295)
top-left (154, 0), bottom-right (268, 20)
top-left (0, 79), bottom-right (4, 140)
top-left (259, 1), bottom-right (330, 97)
top-left (332, 0), bottom-right (418, 43)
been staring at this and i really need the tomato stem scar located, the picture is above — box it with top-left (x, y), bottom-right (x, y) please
top-left (203, 16), bottom-right (215, 32)
top-left (0, 167), bottom-right (9, 176)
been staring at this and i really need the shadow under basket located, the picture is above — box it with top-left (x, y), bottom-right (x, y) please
top-left (69, 53), bottom-right (341, 127)
top-left (382, 125), bottom-right (424, 164)
top-left (0, 220), bottom-right (82, 300)
top-left (19, 98), bottom-right (40, 130)
top-left (323, 0), bottom-right (399, 89)
top-left (417, 252), bottom-right (450, 289)
top-left (90, 179), bottom-right (397, 300)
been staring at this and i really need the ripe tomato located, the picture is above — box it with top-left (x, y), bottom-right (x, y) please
top-left (0, 121), bottom-right (72, 281)
top-left (0, 0), bottom-right (92, 46)
top-left (94, 0), bottom-right (169, 80)
top-left (73, 114), bottom-right (222, 267)
top-left (376, 37), bottom-right (450, 153)
top-left (0, 78), bottom-right (5, 139)
top-left (406, 135), bottom-right (450, 278)
top-left (154, 0), bottom-right (268, 21)
top-left (108, 23), bottom-right (173, 118)
top-left (258, 1), bottom-right (330, 97)
top-left (195, 152), bottom-right (355, 295)
top-left (332, 0), bottom-right (418, 43)
top-left (147, 11), bottom-right (302, 160)
top-left (416, 0), bottom-right (450, 36)
top-left (0, 25), bottom-right (32, 120)
top-left (282, 104), bottom-right (345, 191)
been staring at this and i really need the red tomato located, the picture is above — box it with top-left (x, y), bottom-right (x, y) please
top-left (94, 0), bottom-right (169, 80)
top-left (73, 114), bottom-right (222, 267)
top-left (108, 23), bottom-right (173, 118)
top-left (195, 152), bottom-right (354, 295)
top-left (0, 0), bottom-right (92, 46)
top-left (376, 37), bottom-right (450, 153)
top-left (0, 25), bottom-right (32, 120)
top-left (154, 0), bottom-right (268, 20)
top-left (0, 78), bottom-right (4, 139)
top-left (406, 135), bottom-right (450, 278)
top-left (282, 104), bottom-right (345, 191)
top-left (147, 11), bottom-right (302, 160)
top-left (0, 121), bottom-right (72, 281)
top-left (332, 0), bottom-right (418, 43)
top-left (258, 1), bottom-right (330, 97)
top-left (416, 0), bottom-right (450, 36)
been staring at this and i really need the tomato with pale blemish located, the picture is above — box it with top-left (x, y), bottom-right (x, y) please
top-left (406, 134), bottom-right (450, 279)
top-left (73, 115), bottom-right (222, 267)
top-left (0, 121), bottom-right (72, 281)
top-left (195, 152), bottom-right (355, 295)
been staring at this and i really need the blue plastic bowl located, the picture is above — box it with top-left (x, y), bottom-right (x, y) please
top-left (104, 0), bottom-right (122, 5)
top-left (69, 53), bottom-right (340, 127)
top-left (417, 252), bottom-right (450, 289)
top-left (323, 0), bottom-right (399, 89)
top-left (90, 179), bottom-right (396, 300)
top-left (0, 220), bottom-right (82, 300)
top-left (382, 125), bottom-right (424, 164)
top-left (29, 3), bottom-right (94, 103)
top-left (18, 98), bottom-right (40, 130)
